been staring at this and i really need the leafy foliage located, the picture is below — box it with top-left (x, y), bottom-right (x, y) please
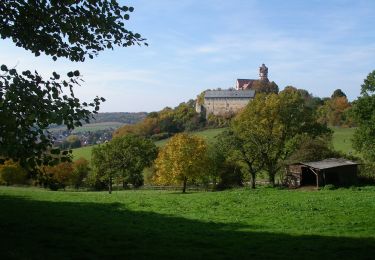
top-left (71, 158), bottom-right (90, 189)
top-left (91, 135), bottom-right (157, 192)
top-left (0, 0), bottom-right (143, 168)
top-left (352, 70), bottom-right (375, 161)
top-left (0, 1), bottom-right (146, 62)
top-left (251, 80), bottom-right (279, 94)
top-left (208, 133), bottom-right (244, 189)
top-left (317, 90), bottom-right (352, 127)
top-left (0, 67), bottom-right (103, 168)
top-left (232, 89), bottom-right (330, 185)
top-left (331, 89), bottom-right (347, 99)
top-left (0, 160), bottom-right (28, 185)
top-left (113, 100), bottom-right (204, 139)
top-left (285, 135), bottom-right (338, 164)
top-left (154, 133), bottom-right (208, 193)
top-left (40, 162), bottom-right (74, 190)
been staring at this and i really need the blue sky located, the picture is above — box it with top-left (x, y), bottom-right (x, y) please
top-left (1, 0), bottom-right (374, 112)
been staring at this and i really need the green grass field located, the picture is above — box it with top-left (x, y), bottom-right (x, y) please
top-left (0, 186), bottom-right (374, 259)
top-left (332, 127), bottom-right (356, 154)
top-left (73, 128), bottom-right (226, 161)
top-left (50, 122), bottom-right (123, 133)
top-left (73, 127), bottom-right (357, 162)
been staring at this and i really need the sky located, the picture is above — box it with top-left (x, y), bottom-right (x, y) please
top-left (1, 0), bottom-right (375, 112)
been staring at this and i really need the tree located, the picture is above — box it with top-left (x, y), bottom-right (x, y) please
top-left (252, 80), bottom-right (279, 94)
top-left (154, 133), bottom-right (208, 193)
top-left (215, 130), bottom-right (261, 189)
top-left (91, 135), bottom-right (157, 193)
top-left (0, 160), bottom-right (28, 186)
top-left (233, 90), bottom-right (330, 186)
top-left (285, 135), bottom-right (337, 164)
top-left (0, 1), bottom-right (144, 169)
top-left (40, 161), bottom-right (74, 190)
top-left (331, 89), bottom-right (347, 99)
top-left (317, 94), bottom-right (352, 127)
top-left (352, 70), bottom-right (375, 161)
top-left (71, 158), bottom-right (90, 189)
top-left (90, 144), bottom-right (112, 191)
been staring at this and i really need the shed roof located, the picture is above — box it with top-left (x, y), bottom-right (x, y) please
top-left (205, 89), bottom-right (255, 98)
top-left (300, 158), bottom-right (358, 170)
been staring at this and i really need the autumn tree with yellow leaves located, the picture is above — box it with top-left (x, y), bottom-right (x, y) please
top-left (154, 133), bottom-right (208, 193)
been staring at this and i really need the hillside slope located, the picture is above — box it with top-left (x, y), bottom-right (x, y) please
top-left (72, 127), bottom-right (357, 162)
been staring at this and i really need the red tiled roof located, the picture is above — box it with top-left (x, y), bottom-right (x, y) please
top-left (236, 79), bottom-right (257, 90)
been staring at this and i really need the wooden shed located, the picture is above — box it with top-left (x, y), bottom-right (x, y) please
top-left (284, 158), bottom-right (358, 188)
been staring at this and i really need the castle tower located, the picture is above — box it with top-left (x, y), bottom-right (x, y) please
top-left (259, 63), bottom-right (268, 81)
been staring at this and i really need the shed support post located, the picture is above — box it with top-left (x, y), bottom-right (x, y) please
top-left (310, 168), bottom-right (319, 189)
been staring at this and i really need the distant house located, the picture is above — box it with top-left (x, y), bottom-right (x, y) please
top-left (284, 158), bottom-right (359, 188)
top-left (196, 64), bottom-right (270, 117)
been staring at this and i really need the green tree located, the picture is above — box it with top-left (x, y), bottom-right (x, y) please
top-left (331, 89), bottom-right (347, 99)
top-left (252, 80), bottom-right (279, 94)
top-left (154, 133), bottom-right (208, 193)
top-left (233, 90), bottom-right (330, 186)
top-left (285, 135), bottom-right (337, 164)
top-left (215, 130), bottom-right (261, 189)
top-left (352, 70), bottom-right (375, 161)
top-left (91, 135), bottom-right (157, 193)
top-left (71, 158), bottom-right (90, 189)
top-left (0, 1), bottom-right (144, 169)
top-left (0, 160), bottom-right (28, 186)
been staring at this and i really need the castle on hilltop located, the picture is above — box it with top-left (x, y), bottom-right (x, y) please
top-left (196, 64), bottom-right (273, 117)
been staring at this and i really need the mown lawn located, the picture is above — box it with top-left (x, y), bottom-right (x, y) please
top-left (0, 186), bottom-right (374, 259)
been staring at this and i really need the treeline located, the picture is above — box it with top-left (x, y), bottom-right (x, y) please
top-left (91, 112), bottom-right (147, 124)
top-left (113, 87), bottom-right (354, 144)
top-left (113, 100), bottom-right (206, 140)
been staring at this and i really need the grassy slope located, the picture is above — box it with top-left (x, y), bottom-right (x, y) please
top-left (332, 127), bottom-right (356, 154)
top-left (73, 127), bottom-right (357, 162)
top-left (73, 128), bottom-right (227, 161)
top-left (0, 186), bottom-right (374, 259)
top-left (50, 122), bottom-right (123, 133)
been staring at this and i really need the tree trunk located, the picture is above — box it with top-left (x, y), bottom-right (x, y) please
top-left (268, 172), bottom-right (275, 187)
top-left (108, 176), bottom-right (112, 194)
top-left (213, 177), bottom-right (217, 191)
top-left (250, 172), bottom-right (256, 189)
top-left (182, 177), bottom-right (187, 193)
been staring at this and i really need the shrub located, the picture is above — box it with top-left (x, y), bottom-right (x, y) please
top-left (322, 184), bottom-right (336, 190)
top-left (358, 163), bottom-right (375, 184)
top-left (85, 170), bottom-right (108, 191)
top-left (215, 163), bottom-right (244, 190)
top-left (150, 132), bottom-right (170, 141)
top-left (0, 160), bottom-right (28, 185)
top-left (71, 158), bottom-right (90, 189)
top-left (41, 162), bottom-right (74, 190)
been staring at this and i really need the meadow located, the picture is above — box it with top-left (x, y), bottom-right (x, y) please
top-left (0, 186), bottom-right (374, 259)
top-left (50, 122), bottom-right (123, 133)
top-left (72, 127), bottom-right (356, 162)
top-left (332, 127), bottom-right (356, 154)
top-left (72, 128), bottom-right (226, 161)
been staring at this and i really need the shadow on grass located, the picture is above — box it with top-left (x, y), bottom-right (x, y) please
top-left (0, 195), bottom-right (374, 259)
